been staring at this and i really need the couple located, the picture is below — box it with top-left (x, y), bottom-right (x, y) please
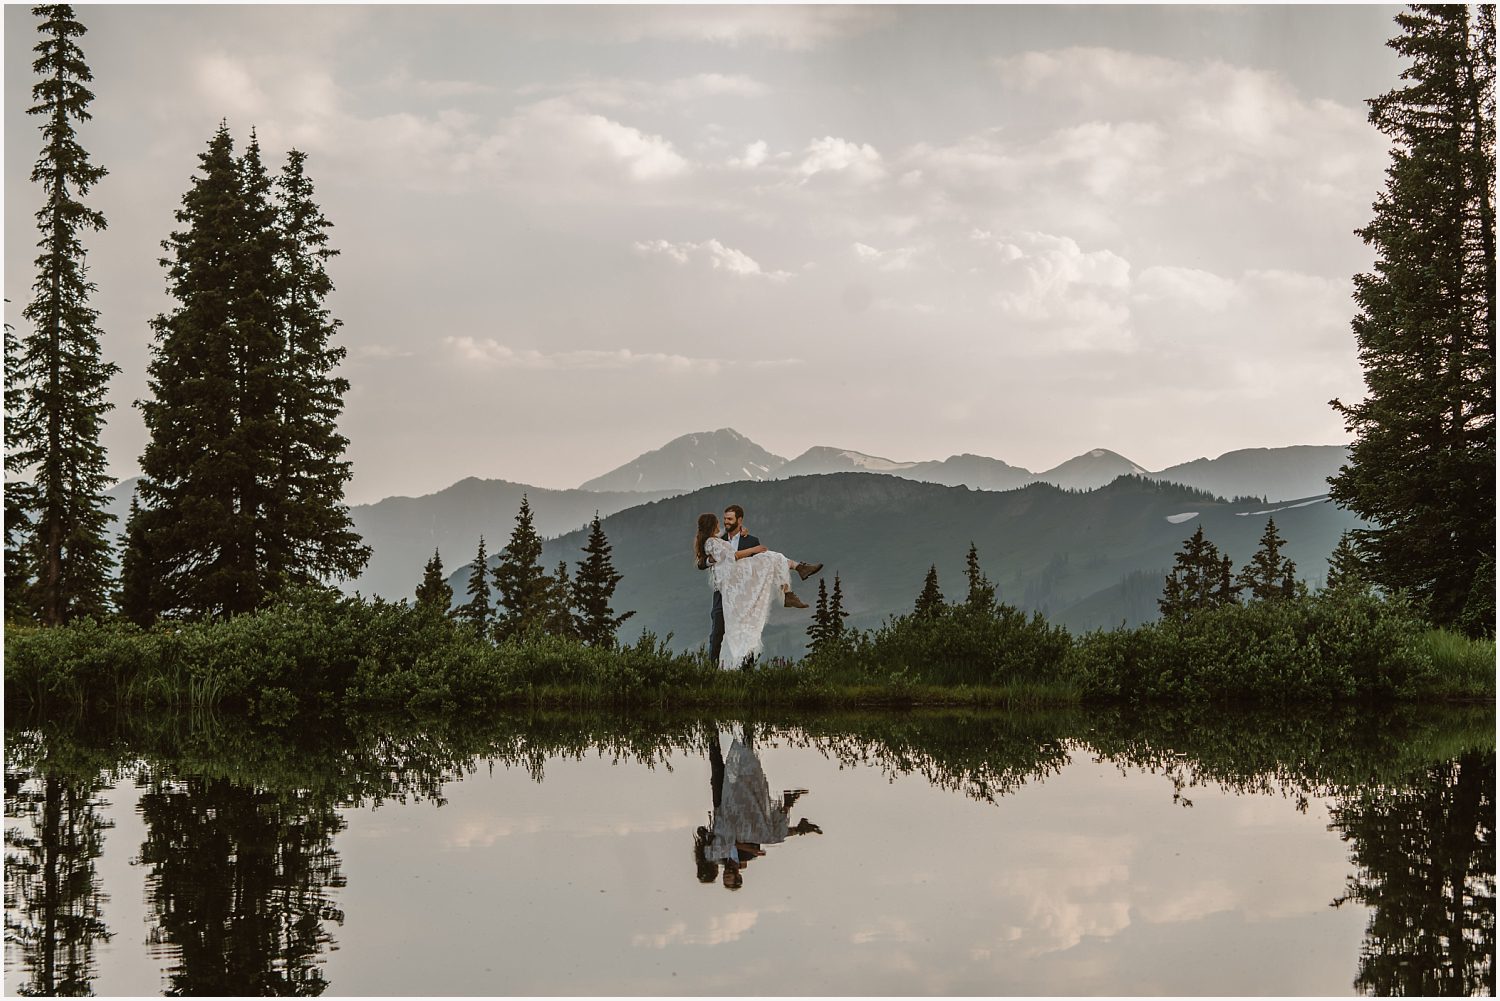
top-left (694, 722), bottom-right (821, 890)
top-left (694, 504), bottom-right (821, 670)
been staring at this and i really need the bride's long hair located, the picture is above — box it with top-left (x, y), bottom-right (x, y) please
top-left (694, 512), bottom-right (719, 565)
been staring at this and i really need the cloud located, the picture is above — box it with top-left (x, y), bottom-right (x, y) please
top-left (634, 238), bottom-right (793, 280)
top-left (731, 140), bottom-right (769, 169)
top-left (445, 338), bottom-right (724, 374)
top-left (519, 73), bottom-right (771, 111)
top-left (798, 136), bottom-right (887, 185)
top-left (1133, 266), bottom-right (1238, 312)
top-left (579, 6), bottom-right (895, 50)
top-left (969, 229), bottom-right (1134, 351)
top-left (633, 908), bottom-right (775, 948)
top-left (853, 241), bottom-right (921, 272)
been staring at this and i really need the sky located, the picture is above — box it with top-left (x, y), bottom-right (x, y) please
top-left (4, 4), bottom-right (1407, 505)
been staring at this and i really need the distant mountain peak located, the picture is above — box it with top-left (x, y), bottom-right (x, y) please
top-left (579, 428), bottom-right (787, 492)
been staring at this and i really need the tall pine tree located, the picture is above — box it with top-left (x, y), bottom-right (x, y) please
top-left (828, 573), bottom-right (850, 644)
top-left (10, 4), bottom-right (118, 624)
top-left (1236, 517), bottom-right (1299, 601)
top-left (1330, 6), bottom-right (1495, 630)
top-left (572, 513), bottom-right (633, 646)
top-left (455, 536), bottom-right (491, 637)
top-left (807, 577), bottom-right (832, 654)
top-left (125, 125), bottom-right (367, 620)
top-left (493, 494), bottom-right (548, 641)
top-left (1325, 530), bottom-right (1368, 594)
top-left (964, 542), bottom-right (996, 610)
top-left (544, 560), bottom-right (578, 639)
top-left (1159, 525), bottom-right (1238, 620)
top-left (914, 564), bottom-right (944, 619)
top-left (266, 148), bottom-right (367, 589)
top-left (414, 548), bottom-right (452, 615)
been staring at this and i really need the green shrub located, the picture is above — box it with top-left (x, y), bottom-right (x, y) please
top-left (817, 602), bottom-right (1074, 689)
top-left (1069, 590), bottom-right (1438, 703)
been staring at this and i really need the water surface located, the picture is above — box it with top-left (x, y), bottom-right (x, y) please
top-left (5, 706), bottom-right (1493, 995)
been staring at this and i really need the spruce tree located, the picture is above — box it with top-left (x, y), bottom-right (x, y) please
top-left (1329, 6), bottom-right (1495, 628)
top-left (266, 147), bottom-right (367, 589)
top-left (572, 513), bottom-right (634, 646)
top-left (455, 536), bottom-right (491, 637)
top-left (544, 560), bottom-right (579, 639)
top-left (807, 577), bottom-right (831, 654)
top-left (1236, 517), bottom-right (1299, 602)
top-left (964, 542), bottom-right (996, 610)
top-left (11, 4), bottom-right (118, 624)
top-left (414, 548), bottom-right (453, 615)
top-left (129, 124), bottom-right (252, 618)
top-left (1325, 531), bottom-right (1368, 594)
top-left (118, 494), bottom-right (157, 626)
top-left (493, 494), bottom-right (548, 640)
top-left (829, 573), bottom-right (850, 642)
top-left (914, 564), bottom-right (944, 619)
top-left (127, 125), bottom-right (368, 619)
top-left (4, 318), bottom-right (39, 619)
top-left (1159, 525), bottom-right (1236, 620)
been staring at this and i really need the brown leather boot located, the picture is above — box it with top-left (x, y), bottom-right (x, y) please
top-left (795, 561), bottom-right (823, 581)
top-left (784, 590), bottom-right (809, 609)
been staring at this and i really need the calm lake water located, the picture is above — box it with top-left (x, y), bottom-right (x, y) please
top-left (4, 705), bottom-right (1494, 996)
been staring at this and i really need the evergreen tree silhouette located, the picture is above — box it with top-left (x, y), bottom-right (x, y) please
top-left (11, 4), bottom-right (118, 624)
top-left (572, 513), bottom-right (633, 646)
top-left (964, 542), bottom-right (996, 610)
top-left (1329, 6), bottom-right (1495, 630)
top-left (493, 494), bottom-right (548, 640)
top-left (914, 564), bottom-right (944, 619)
top-left (1236, 517), bottom-right (1299, 601)
top-left (455, 536), bottom-right (491, 637)
top-left (414, 547), bottom-right (453, 615)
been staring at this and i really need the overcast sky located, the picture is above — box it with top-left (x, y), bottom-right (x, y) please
top-left (5, 4), bottom-right (1405, 504)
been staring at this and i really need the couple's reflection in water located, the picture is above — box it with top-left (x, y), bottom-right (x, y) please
top-left (3, 710), bottom-right (1494, 995)
top-left (694, 722), bottom-right (821, 891)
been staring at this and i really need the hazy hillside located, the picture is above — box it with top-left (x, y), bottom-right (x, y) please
top-left (445, 473), bottom-right (1363, 661)
top-left (579, 428), bottom-right (786, 492)
top-left (344, 478), bottom-right (676, 599)
top-left (1153, 445), bottom-right (1349, 503)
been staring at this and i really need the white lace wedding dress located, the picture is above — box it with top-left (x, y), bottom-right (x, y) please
top-left (704, 738), bottom-right (792, 862)
top-left (704, 536), bottom-right (792, 669)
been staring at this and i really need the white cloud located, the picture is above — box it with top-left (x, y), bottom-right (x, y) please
top-left (731, 139), bottom-right (769, 169)
top-left (798, 136), bottom-right (887, 185)
top-left (633, 908), bottom-right (774, 948)
top-left (445, 337), bottom-right (723, 374)
top-left (585, 6), bottom-right (895, 50)
top-left (634, 238), bottom-right (792, 280)
top-left (853, 241), bottom-right (921, 272)
top-left (1134, 266), bottom-right (1238, 312)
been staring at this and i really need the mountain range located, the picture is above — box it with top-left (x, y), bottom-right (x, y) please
top-left (445, 472), bottom-right (1363, 660)
top-left (579, 428), bottom-right (1350, 500)
top-left (100, 429), bottom-right (1355, 624)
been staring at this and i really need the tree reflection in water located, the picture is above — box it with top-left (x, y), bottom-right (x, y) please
top-left (3, 767), bottom-right (113, 997)
top-left (1330, 750), bottom-right (1495, 997)
top-left (2, 705), bottom-right (1493, 995)
top-left (136, 777), bottom-right (346, 996)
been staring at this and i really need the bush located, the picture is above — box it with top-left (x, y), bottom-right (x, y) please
top-left (823, 602), bottom-right (1074, 688)
top-left (1069, 590), bottom-right (1437, 703)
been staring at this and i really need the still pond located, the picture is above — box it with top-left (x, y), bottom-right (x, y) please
top-left (4, 705), bottom-right (1494, 995)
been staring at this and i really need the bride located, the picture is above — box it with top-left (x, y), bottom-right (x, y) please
top-left (694, 512), bottom-right (818, 670)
